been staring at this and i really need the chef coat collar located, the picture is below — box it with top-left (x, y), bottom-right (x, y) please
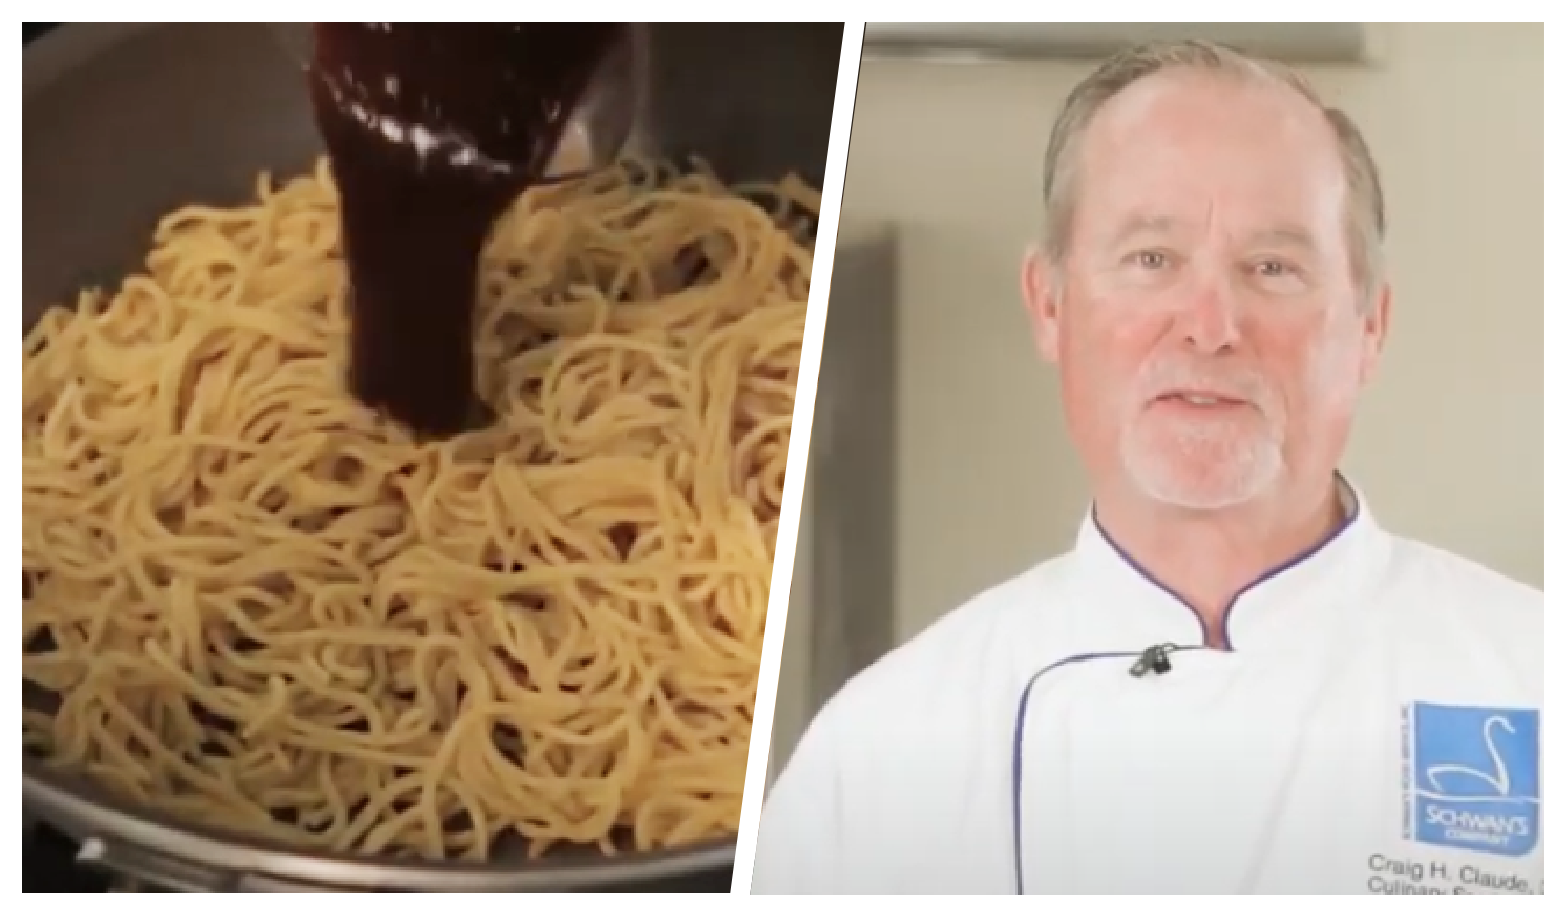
top-left (1071, 473), bottom-right (1390, 651)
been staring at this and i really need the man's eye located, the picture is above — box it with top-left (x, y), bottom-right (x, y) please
top-left (1131, 250), bottom-right (1168, 270)
top-left (1255, 258), bottom-right (1293, 277)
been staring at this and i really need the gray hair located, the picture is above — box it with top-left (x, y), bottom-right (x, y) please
top-left (1041, 40), bottom-right (1387, 302)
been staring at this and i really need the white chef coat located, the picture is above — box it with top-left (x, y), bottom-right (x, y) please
top-left (751, 479), bottom-right (1542, 895)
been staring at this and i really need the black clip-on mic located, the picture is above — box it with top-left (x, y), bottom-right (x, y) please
top-left (1128, 643), bottom-right (1178, 678)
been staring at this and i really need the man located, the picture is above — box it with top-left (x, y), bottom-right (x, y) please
top-left (751, 41), bottom-right (1542, 895)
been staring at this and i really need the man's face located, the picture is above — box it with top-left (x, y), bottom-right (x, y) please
top-left (1025, 71), bottom-right (1389, 513)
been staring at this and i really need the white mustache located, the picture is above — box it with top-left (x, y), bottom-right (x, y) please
top-left (1136, 364), bottom-right (1276, 412)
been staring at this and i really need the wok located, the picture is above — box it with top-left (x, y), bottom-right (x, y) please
top-left (22, 21), bottom-right (844, 893)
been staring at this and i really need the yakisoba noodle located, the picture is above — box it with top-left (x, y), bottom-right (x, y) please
top-left (21, 156), bottom-right (816, 860)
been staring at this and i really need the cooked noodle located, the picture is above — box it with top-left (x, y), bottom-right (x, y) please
top-left (22, 157), bottom-right (816, 860)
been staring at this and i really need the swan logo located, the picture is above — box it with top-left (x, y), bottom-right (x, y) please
top-left (1407, 702), bottom-right (1540, 857)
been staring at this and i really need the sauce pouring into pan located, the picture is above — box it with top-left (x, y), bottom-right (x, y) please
top-left (303, 23), bottom-right (646, 438)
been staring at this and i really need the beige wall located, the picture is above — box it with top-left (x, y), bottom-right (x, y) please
top-left (768, 459), bottom-right (813, 787)
top-left (838, 23), bottom-right (1543, 642)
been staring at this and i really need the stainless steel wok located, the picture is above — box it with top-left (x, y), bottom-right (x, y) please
top-left (22, 21), bottom-right (844, 893)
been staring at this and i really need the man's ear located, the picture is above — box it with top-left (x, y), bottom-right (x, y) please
top-left (1358, 282), bottom-right (1392, 384)
top-left (1022, 245), bottom-right (1062, 363)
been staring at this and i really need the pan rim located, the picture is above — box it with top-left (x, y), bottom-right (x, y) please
top-left (26, 758), bottom-right (735, 891)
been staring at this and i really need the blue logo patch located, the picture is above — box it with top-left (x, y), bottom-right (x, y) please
top-left (1405, 702), bottom-right (1540, 857)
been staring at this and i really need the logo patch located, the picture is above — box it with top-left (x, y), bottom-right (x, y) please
top-left (1404, 702), bottom-right (1540, 857)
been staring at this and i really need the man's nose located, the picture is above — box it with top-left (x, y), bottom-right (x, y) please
top-left (1174, 269), bottom-right (1241, 354)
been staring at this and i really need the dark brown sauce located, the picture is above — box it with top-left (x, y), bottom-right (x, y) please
top-left (307, 23), bottom-right (627, 439)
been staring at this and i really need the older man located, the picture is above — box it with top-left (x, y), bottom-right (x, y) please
top-left (750, 41), bottom-right (1541, 895)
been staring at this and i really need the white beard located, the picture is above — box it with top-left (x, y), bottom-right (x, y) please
top-left (1121, 413), bottom-right (1284, 511)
